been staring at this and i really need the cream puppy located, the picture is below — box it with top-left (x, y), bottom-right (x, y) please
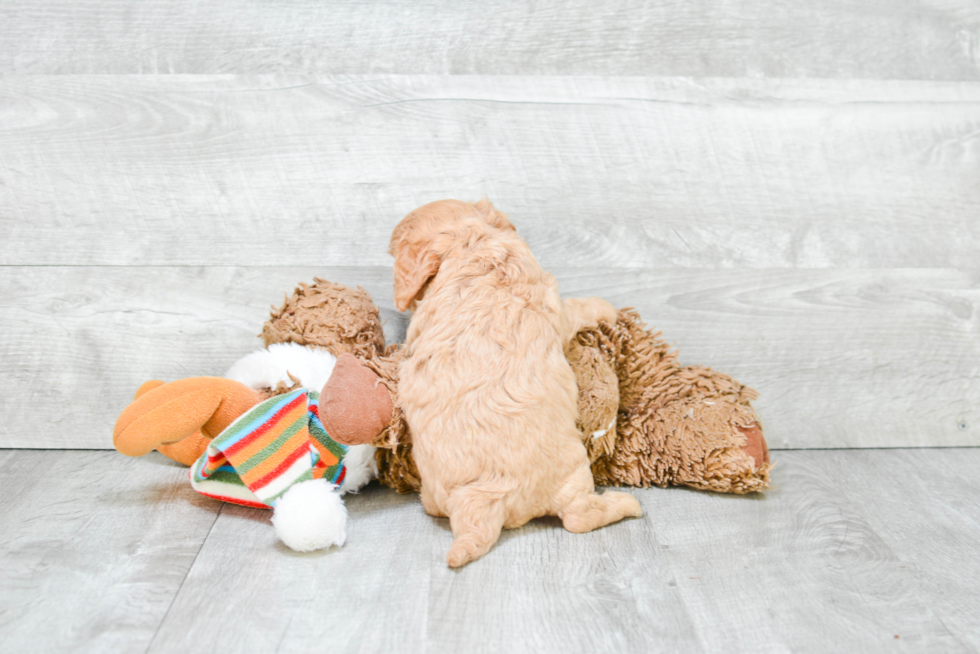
top-left (390, 199), bottom-right (642, 567)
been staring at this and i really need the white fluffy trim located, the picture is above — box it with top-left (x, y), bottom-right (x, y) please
top-left (272, 479), bottom-right (347, 552)
top-left (226, 342), bottom-right (337, 394)
top-left (338, 444), bottom-right (378, 495)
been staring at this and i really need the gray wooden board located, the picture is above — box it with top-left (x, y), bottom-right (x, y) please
top-left (646, 450), bottom-right (979, 653)
top-left (1, 75), bottom-right (978, 269)
top-left (416, 506), bottom-right (697, 653)
top-left (3, 449), bottom-right (978, 653)
top-left (2, 266), bottom-right (977, 450)
top-left (146, 480), bottom-right (437, 653)
top-left (1, 0), bottom-right (978, 80)
top-left (0, 450), bottom-right (221, 654)
top-left (824, 449), bottom-right (980, 651)
top-left (151, 480), bottom-right (701, 654)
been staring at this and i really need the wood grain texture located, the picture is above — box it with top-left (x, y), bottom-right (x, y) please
top-left (418, 514), bottom-right (697, 653)
top-left (2, 266), bottom-right (976, 450)
top-left (1, 0), bottom-right (979, 79)
top-left (147, 480), bottom-right (437, 653)
top-left (154, 483), bottom-right (702, 654)
top-left (1, 75), bottom-right (978, 268)
top-left (648, 450), bottom-right (977, 653)
top-left (0, 266), bottom-right (408, 449)
top-left (4, 449), bottom-right (975, 653)
top-left (817, 449), bottom-right (980, 651)
top-left (0, 450), bottom-right (221, 654)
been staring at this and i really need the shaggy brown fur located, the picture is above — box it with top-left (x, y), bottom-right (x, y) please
top-left (574, 311), bottom-right (771, 494)
top-left (261, 282), bottom-right (771, 496)
top-left (262, 278), bottom-right (385, 359)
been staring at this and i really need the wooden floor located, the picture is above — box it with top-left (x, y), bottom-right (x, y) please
top-left (1, 448), bottom-right (978, 653)
top-left (2, 2), bottom-right (978, 652)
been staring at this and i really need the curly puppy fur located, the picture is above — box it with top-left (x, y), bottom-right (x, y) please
top-left (390, 199), bottom-right (642, 567)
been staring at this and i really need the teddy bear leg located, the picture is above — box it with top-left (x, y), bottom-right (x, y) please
top-left (737, 423), bottom-right (770, 468)
top-left (603, 399), bottom-right (772, 494)
top-left (678, 409), bottom-right (771, 494)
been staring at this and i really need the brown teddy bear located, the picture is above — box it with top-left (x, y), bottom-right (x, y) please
top-left (114, 277), bottom-right (770, 551)
top-left (262, 278), bottom-right (771, 496)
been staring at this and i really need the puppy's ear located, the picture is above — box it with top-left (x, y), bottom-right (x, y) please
top-left (393, 241), bottom-right (440, 312)
top-left (474, 198), bottom-right (515, 232)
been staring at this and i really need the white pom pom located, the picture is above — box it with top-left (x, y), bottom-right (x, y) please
top-left (272, 479), bottom-right (347, 552)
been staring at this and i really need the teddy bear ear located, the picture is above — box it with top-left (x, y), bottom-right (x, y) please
top-left (474, 198), bottom-right (515, 232)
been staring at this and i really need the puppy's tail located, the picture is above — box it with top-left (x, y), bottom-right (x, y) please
top-left (445, 489), bottom-right (507, 568)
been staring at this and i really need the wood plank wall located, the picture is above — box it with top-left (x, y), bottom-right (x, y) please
top-left (1, 2), bottom-right (978, 449)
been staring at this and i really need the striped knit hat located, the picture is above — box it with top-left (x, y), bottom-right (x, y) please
top-left (190, 388), bottom-right (348, 510)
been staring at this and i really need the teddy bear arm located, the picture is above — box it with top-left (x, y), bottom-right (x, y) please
top-left (566, 339), bottom-right (620, 461)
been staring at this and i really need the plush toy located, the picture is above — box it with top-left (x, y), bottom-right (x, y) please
top-left (114, 277), bottom-right (771, 552)
top-left (260, 279), bottom-right (772, 495)
top-left (113, 342), bottom-right (393, 552)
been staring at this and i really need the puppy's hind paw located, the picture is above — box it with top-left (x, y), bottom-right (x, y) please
top-left (614, 491), bottom-right (643, 518)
